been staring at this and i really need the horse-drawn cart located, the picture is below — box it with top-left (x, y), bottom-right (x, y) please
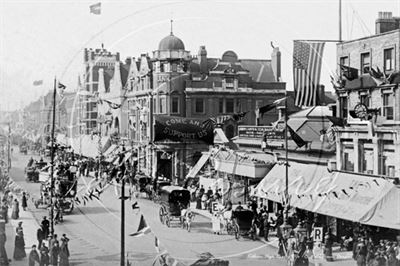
top-left (158, 186), bottom-right (190, 228)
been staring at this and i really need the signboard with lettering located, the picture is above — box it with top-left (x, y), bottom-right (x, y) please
top-left (313, 227), bottom-right (323, 242)
top-left (154, 115), bottom-right (214, 145)
top-left (238, 126), bottom-right (284, 139)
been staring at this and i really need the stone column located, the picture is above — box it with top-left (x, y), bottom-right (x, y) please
top-left (372, 137), bottom-right (379, 175)
top-left (394, 133), bottom-right (400, 177)
top-left (353, 137), bottom-right (359, 173)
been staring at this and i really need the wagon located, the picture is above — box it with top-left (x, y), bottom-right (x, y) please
top-left (158, 186), bottom-right (190, 227)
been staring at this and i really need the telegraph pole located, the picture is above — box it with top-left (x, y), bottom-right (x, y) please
top-left (49, 77), bottom-right (57, 236)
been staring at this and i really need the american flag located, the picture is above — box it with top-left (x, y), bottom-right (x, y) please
top-left (293, 41), bottom-right (325, 107)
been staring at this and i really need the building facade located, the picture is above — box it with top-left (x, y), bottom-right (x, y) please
top-left (335, 11), bottom-right (400, 178)
top-left (121, 31), bottom-right (286, 183)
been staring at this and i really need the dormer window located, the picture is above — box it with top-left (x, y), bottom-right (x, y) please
top-left (225, 77), bottom-right (234, 88)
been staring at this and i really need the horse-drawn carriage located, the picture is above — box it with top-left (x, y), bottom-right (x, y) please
top-left (158, 186), bottom-right (191, 228)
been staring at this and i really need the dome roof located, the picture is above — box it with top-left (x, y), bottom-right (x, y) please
top-left (222, 50), bottom-right (238, 63)
top-left (158, 34), bottom-right (185, 51)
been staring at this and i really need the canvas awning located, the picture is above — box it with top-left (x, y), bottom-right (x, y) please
top-left (254, 162), bottom-right (400, 229)
top-left (186, 152), bottom-right (210, 178)
top-left (214, 151), bottom-right (275, 179)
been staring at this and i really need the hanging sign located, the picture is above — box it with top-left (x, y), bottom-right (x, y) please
top-left (154, 115), bottom-right (214, 145)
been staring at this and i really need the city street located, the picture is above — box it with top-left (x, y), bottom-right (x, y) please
top-left (9, 150), bottom-right (286, 266)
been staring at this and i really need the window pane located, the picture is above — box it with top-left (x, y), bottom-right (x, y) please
top-left (384, 48), bottom-right (394, 71)
top-left (361, 53), bottom-right (370, 73)
top-left (172, 97), bottom-right (179, 113)
top-left (195, 99), bottom-right (204, 113)
top-left (218, 99), bottom-right (224, 113)
top-left (226, 99), bottom-right (234, 113)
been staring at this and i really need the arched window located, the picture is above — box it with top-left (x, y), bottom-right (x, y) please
top-left (114, 117), bottom-right (120, 134)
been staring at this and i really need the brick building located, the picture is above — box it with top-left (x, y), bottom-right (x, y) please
top-left (122, 31), bottom-right (286, 183)
top-left (335, 11), bottom-right (400, 177)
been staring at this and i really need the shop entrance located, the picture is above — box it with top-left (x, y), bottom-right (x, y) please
top-left (157, 151), bottom-right (172, 180)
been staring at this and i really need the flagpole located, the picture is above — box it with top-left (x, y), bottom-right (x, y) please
top-left (284, 90), bottom-right (289, 223)
top-left (121, 176), bottom-right (125, 266)
top-left (50, 77), bottom-right (57, 237)
top-left (339, 0), bottom-right (342, 42)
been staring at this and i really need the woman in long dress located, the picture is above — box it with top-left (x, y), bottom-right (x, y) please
top-left (13, 230), bottom-right (26, 260)
top-left (11, 199), bottom-right (19, 219)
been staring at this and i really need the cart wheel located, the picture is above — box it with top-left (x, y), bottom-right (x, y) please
top-left (166, 217), bottom-right (170, 227)
top-left (159, 208), bottom-right (164, 224)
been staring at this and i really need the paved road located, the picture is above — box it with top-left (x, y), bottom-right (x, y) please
top-left (10, 150), bottom-right (288, 266)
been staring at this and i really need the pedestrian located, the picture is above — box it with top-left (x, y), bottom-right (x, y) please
top-left (49, 234), bottom-right (59, 266)
top-left (37, 226), bottom-right (45, 249)
top-left (13, 223), bottom-right (26, 260)
top-left (262, 212), bottom-right (270, 241)
top-left (0, 229), bottom-right (9, 266)
top-left (22, 192), bottom-right (28, 211)
top-left (29, 245), bottom-right (40, 266)
top-left (11, 198), bottom-right (19, 219)
top-left (41, 216), bottom-right (50, 239)
top-left (356, 237), bottom-right (367, 266)
top-left (40, 243), bottom-right (50, 266)
top-left (59, 234), bottom-right (69, 266)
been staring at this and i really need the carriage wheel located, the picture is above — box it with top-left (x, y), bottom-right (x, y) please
top-left (165, 216), bottom-right (170, 227)
top-left (159, 207), bottom-right (165, 224)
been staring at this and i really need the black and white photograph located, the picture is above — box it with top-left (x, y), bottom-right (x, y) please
top-left (0, 0), bottom-right (400, 265)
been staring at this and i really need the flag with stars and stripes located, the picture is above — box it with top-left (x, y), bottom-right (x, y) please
top-left (293, 41), bottom-right (325, 107)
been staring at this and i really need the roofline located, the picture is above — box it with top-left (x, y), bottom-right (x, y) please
top-left (337, 28), bottom-right (400, 45)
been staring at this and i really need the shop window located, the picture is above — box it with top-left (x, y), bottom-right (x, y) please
top-left (171, 63), bottom-right (177, 72)
top-left (343, 148), bottom-right (354, 171)
top-left (384, 48), bottom-right (394, 71)
top-left (382, 94), bottom-right (394, 120)
top-left (218, 99), bottom-right (224, 114)
top-left (360, 52), bottom-right (370, 74)
top-left (226, 99), bottom-right (234, 113)
top-left (171, 97), bottom-right (179, 114)
top-left (195, 98), bottom-right (204, 114)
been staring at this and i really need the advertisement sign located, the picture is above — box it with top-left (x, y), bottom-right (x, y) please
top-left (154, 115), bottom-right (214, 144)
top-left (238, 126), bottom-right (284, 139)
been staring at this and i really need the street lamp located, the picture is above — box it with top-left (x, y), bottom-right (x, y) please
top-left (294, 221), bottom-right (307, 242)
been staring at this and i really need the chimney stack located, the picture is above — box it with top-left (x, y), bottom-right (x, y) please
top-left (198, 46), bottom-right (208, 74)
top-left (271, 47), bottom-right (281, 82)
top-left (375, 11), bottom-right (400, 34)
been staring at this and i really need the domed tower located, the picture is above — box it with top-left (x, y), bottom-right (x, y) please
top-left (151, 22), bottom-right (191, 116)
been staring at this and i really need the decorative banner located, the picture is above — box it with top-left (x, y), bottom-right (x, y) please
top-left (154, 115), bottom-right (214, 145)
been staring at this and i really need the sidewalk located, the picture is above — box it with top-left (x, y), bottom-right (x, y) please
top-left (190, 202), bottom-right (354, 266)
top-left (3, 199), bottom-right (40, 266)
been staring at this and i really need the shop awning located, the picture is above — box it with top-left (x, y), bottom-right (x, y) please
top-left (186, 152), bottom-right (211, 178)
top-left (214, 151), bottom-right (275, 179)
top-left (254, 162), bottom-right (400, 229)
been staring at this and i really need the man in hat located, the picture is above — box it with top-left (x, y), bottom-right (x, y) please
top-left (41, 216), bottom-right (50, 239)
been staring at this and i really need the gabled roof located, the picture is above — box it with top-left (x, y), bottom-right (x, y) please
top-left (240, 59), bottom-right (276, 82)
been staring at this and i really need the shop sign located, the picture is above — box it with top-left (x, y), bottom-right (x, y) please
top-left (313, 227), bottom-right (323, 242)
top-left (154, 115), bottom-right (214, 144)
top-left (238, 126), bottom-right (284, 139)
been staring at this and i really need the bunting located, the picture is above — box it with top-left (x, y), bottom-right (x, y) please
top-left (130, 215), bottom-right (151, 237)
top-left (287, 125), bottom-right (307, 148)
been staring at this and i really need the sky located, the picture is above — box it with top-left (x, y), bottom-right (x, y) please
top-left (1, 0), bottom-right (399, 111)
